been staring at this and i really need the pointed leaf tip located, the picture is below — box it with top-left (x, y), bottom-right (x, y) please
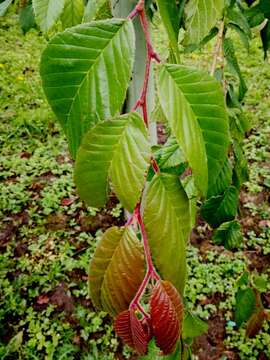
top-left (150, 280), bottom-right (183, 355)
top-left (74, 112), bottom-right (151, 211)
top-left (114, 310), bottom-right (149, 355)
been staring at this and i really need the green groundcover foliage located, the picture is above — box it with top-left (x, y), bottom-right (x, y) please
top-left (0, 0), bottom-right (270, 359)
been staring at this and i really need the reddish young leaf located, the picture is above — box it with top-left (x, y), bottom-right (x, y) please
top-left (61, 197), bottom-right (76, 206)
top-left (245, 289), bottom-right (267, 338)
top-left (36, 294), bottom-right (50, 305)
top-left (162, 281), bottom-right (184, 324)
top-left (246, 310), bottom-right (267, 338)
top-left (114, 309), bottom-right (149, 355)
top-left (150, 280), bottom-right (183, 355)
top-left (89, 226), bottom-right (145, 316)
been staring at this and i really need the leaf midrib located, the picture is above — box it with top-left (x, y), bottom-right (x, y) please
top-left (66, 19), bottom-right (129, 121)
top-left (158, 175), bottom-right (186, 240)
top-left (94, 227), bottom-right (123, 308)
top-left (99, 228), bottom-right (141, 312)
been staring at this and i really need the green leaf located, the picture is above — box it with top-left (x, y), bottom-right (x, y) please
top-left (261, 21), bottom-right (270, 59)
top-left (207, 159), bottom-right (232, 198)
top-left (213, 220), bottom-right (243, 249)
top-left (235, 288), bottom-right (256, 327)
top-left (140, 339), bottom-right (160, 360)
top-left (40, 19), bottom-right (135, 158)
top-left (228, 23), bottom-right (250, 51)
top-left (182, 312), bottom-right (208, 340)
top-left (19, 4), bottom-right (36, 35)
top-left (224, 37), bottom-right (247, 101)
top-left (33, 0), bottom-right (65, 32)
top-left (74, 112), bottom-right (151, 212)
top-left (151, 100), bottom-right (168, 124)
top-left (5, 331), bottom-right (23, 354)
top-left (158, 64), bottom-right (230, 196)
top-left (89, 226), bottom-right (145, 317)
top-left (183, 347), bottom-right (192, 360)
top-left (183, 27), bottom-right (219, 54)
top-left (0, 0), bottom-right (12, 17)
top-left (253, 275), bottom-right (268, 293)
top-left (83, 0), bottom-right (97, 22)
top-left (140, 339), bottom-right (181, 360)
top-left (229, 109), bottom-right (250, 141)
top-left (236, 271), bottom-right (249, 288)
top-left (158, 65), bottom-right (207, 195)
top-left (184, 0), bottom-right (224, 44)
top-left (143, 173), bottom-right (191, 295)
top-left (154, 136), bottom-right (186, 171)
top-left (83, 0), bottom-right (112, 22)
top-left (259, 0), bottom-right (270, 19)
top-left (201, 186), bottom-right (239, 228)
top-left (61, 0), bottom-right (84, 29)
top-left (227, 7), bottom-right (251, 39)
top-left (233, 141), bottom-right (249, 189)
top-left (244, 5), bottom-right (265, 28)
top-left (94, 0), bottom-right (112, 20)
top-left (156, 0), bottom-right (180, 62)
top-left (182, 175), bottom-right (198, 230)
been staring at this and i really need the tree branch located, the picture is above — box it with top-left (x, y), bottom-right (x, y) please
top-left (126, 0), bottom-right (162, 314)
top-left (210, 20), bottom-right (225, 77)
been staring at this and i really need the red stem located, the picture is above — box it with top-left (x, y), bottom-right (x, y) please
top-left (151, 157), bottom-right (160, 173)
top-left (139, 10), bottom-right (160, 63)
top-left (129, 206), bottom-right (160, 311)
top-left (127, 0), bottom-right (161, 314)
top-left (128, 0), bottom-right (144, 20)
top-left (130, 270), bottom-right (151, 310)
top-left (137, 209), bottom-right (155, 274)
top-left (130, 7), bottom-right (160, 127)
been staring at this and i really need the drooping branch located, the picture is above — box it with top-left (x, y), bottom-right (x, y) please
top-left (126, 0), bottom-right (161, 314)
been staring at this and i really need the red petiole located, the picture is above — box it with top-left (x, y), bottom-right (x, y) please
top-left (129, 0), bottom-right (160, 128)
top-left (126, 0), bottom-right (162, 317)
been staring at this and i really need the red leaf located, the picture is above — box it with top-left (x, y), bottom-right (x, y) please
top-left (36, 294), bottom-right (50, 305)
top-left (246, 310), bottom-right (267, 338)
top-left (61, 197), bottom-right (76, 206)
top-left (114, 310), bottom-right (149, 355)
top-left (150, 280), bottom-right (183, 355)
top-left (162, 281), bottom-right (184, 324)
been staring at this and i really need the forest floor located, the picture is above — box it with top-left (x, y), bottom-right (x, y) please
top-left (0, 14), bottom-right (270, 360)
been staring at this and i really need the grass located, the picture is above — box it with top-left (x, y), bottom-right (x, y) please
top-left (0, 13), bottom-right (270, 360)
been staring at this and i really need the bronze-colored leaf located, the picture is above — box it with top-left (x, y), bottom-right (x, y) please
top-left (246, 310), bottom-right (267, 338)
top-left (114, 310), bottom-right (149, 355)
top-left (162, 281), bottom-right (184, 324)
top-left (89, 226), bottom-right (145, 316)
top-left (150, 280), bottom-right (183, 355)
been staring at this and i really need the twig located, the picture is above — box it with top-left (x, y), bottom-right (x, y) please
top-left (131, 8), bottom-right (160, 127)
top-left (151, 157), bottom-right (160, 173)
top-left (126, 0), bottom-right (162, 315)
top-left (128, 0), bottom-right (145, 20)
top-left (129, 206), bottom-right (160, 311)
top-left (210, 20), bottom-right (225, 77)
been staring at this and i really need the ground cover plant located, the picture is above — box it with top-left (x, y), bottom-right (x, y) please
top-left (0, 0), bottom-right (270, 359)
